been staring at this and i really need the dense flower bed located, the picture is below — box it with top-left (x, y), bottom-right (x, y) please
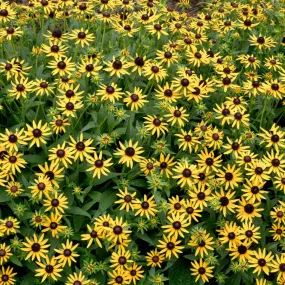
top-left (1, 0), bottom-right (285, 284)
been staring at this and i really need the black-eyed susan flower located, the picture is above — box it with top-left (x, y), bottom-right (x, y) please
top-left (35, 255), bottom-right (63, 283)
top-left (187, 49), bottom-right (210, 67)
top-left (115, 188), bottom-right (136, 212)
top-left (241, 179), bottom-right (267, 202)
top-left (0, 217), bottom-right (20, 236)
top-left (154, 82), bottom-right (181, 103)
top-left (175, 130), bottom-right (200, 153)
top-left (41, 212), bottom-right (66, 238)
top-left (5, 181), bottom-right (23, 197)
top-left (157, 235), bottom-right (184, 259)
top-left (162, 213), bottom-right (190, 239)
top-left (274, 174), bottom-right (285, 194)
top-left (259, 123), bottom-right (285, 151)
top-left (188, 186), bottom-right (212, 210)
top-left (156, 153), bottom-right (176, 178)
top-left (190, 259), bottom-right (214, 283)
top-left (139, 158), bottom-right (157, 176)
top-left (29, 175), bottom-right (53, 200)
top-left (114, 140), bottom-right (144, 169)
top-left (104, 56), bottom-right (130, 78)
top-left (0, 244), bottom-right (12, 265)
top-left (188, 232), bottom-right (215, 258)
top-left (43, 192), bottom-right (68, 214)
top-left (50, 115), bottom-right (70, 134)
top-left (57, 98), bottom-right (84, 117)
top-left (69, 28), bottom-right (94, 48)
top-left (48, 57), bottom-right (75, 77)
top-left (92, 214), bottom-right (111, 237)
top-left (21, 234), bottom-right (50, 262)
top-left (196, 148), bottom-right (222, 173)
top-left (211, 189), bottom-right (238, 216)
top-left (86, 151), bottom-right (113, 179)
top-left (228, 241), bottom-right (252, 262)
top-left (0, 128), bottom-right (27, 152)
top-left (204, 127), bottom-right (224, 150)
top-left (41, 42), bottom-right (68, 58)
top-left (133, 194), bottom-right (158, 219)
top-left (123, 87), bottom-right (148, 111)
top-left (164, 106), bottom-right (189, 127)
top-left (223, 137), bottom-right (250, 158)
top-left (0, 3), bottom-right (16, 23)
top-left (0, 266), bottom-right (17, 285)
top-left (263, 150), bottom-right (285, 176)
top-left (146, 248), bottom-right (165, 268)
top-left (240, 221), bottom-right (261, 244)
top-left (81, 224), bottom-right (103, 248)
top-left (217, 164), bottom-right (243, 190)
top-left (173, 161), bottom-right (197, 188)
top-left (248, 248), bottom-right (273, 275)
top-left (126, 263), bottom-right (144, 285)
top-left (97, 83), bottom-right (124, 104)
top-left (0, 58), bottom-right (20, 80)
top-left (108, 268), bottom-right (130, 285)
top-left (236, 198), bottom-right (263, 222)
top-left (261, 79), bottom-right (285, 99)
top-left (143, 61), bottom-right (167, 82)
top-left (218, 221), bottom-right (242, 248)
top-left (68, 133), bottom-right (94, 162)
top-left (54, 239), bottom-right (79, 267)
top-left (78, 57), bottom-right (102, 78)
top-left (105, 217), bottom-right (132, 245)
top-left (0, 151), bottom-right (27, 175)
top-left (270, 255), bottom-right (285, 280)
top-left (25, 120), bottom-right (52, 148)
top-left (30, 211), bottom-right (46, 229)
top-left (66, 272), bottom-right (89, 285)
top-left (182, 199), bottom-right (202, 223)
top-left (269, 224), bottom-right (285, 241)
top-left (144, 115), bottom-right (168, 138)
top-left (245, 160), bottom-right (270, 184)
top-left (33, 79), bottom-right (55, 97)
top-left (110, 248), bottom-right (133, 269)
top-left (270, 206), bottom-right (285, 224)
top-left (8, 77), bottom-right (34, 99)
top-left (249, 34), bottom-right (276, 50)
top-left (48, 142), bottom-right (73, 168)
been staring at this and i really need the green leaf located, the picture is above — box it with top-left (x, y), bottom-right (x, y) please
top-left (10, 255), bottom-right (23, 267)
top-left (66, 207), bottom-right (91, 219)
top-left (168, 258), bottom-right (196, 285)
top-left (0, 192), bottom-right (12, 203)
top-left (23, 154), bottom-right (45, 164)
top-left (90, 172), bottom-right (120, 186)
top-left (81, 121), bottom-right (96, 132)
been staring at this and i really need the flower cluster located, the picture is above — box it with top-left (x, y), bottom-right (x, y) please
top-left (1, 0), bottom-right (285, 284)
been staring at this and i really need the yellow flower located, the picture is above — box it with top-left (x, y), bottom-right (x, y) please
top-left (21, 234), bottom-right (50, 262)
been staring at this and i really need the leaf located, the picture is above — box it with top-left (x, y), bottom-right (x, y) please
top-left (98, 189), bottom-right (117, 213)
top-left (90, 172), bottom-right (120, 186)
top-left (10, 255), bottom-right (23, 267)
top-left (23, 154), bottom-right (45, 164)
top-left (66, 207), bottom-right (91, 219)
top-left (0, 192), bottom-right (12, 203)
top-left (168, 258), bottom-right (196, 285)
top-left (81, 121), bottom-right (96, 132)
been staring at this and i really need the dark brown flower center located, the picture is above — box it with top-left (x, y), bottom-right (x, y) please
top-left (113, 226), bottom-right (123, 235)
top-left (31, 242), bottom-right (41, 252)
top-left (33, 128), bottom-right (42, 138)
top-left (244, 204), bottom-right (254, 214)
top-left (220, 196), bottom-right (229, 206)
top-left (172, 221), bottom-right (181, 229)
top-left (45, 265), bottom-right (54, 273)
top-left (125, 147), bottom-right (135, 157)
top-left (64, 249), bottom-right (72, 257)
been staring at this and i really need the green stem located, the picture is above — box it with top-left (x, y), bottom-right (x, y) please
top-left (101, 22), bottom-right (106, 52)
